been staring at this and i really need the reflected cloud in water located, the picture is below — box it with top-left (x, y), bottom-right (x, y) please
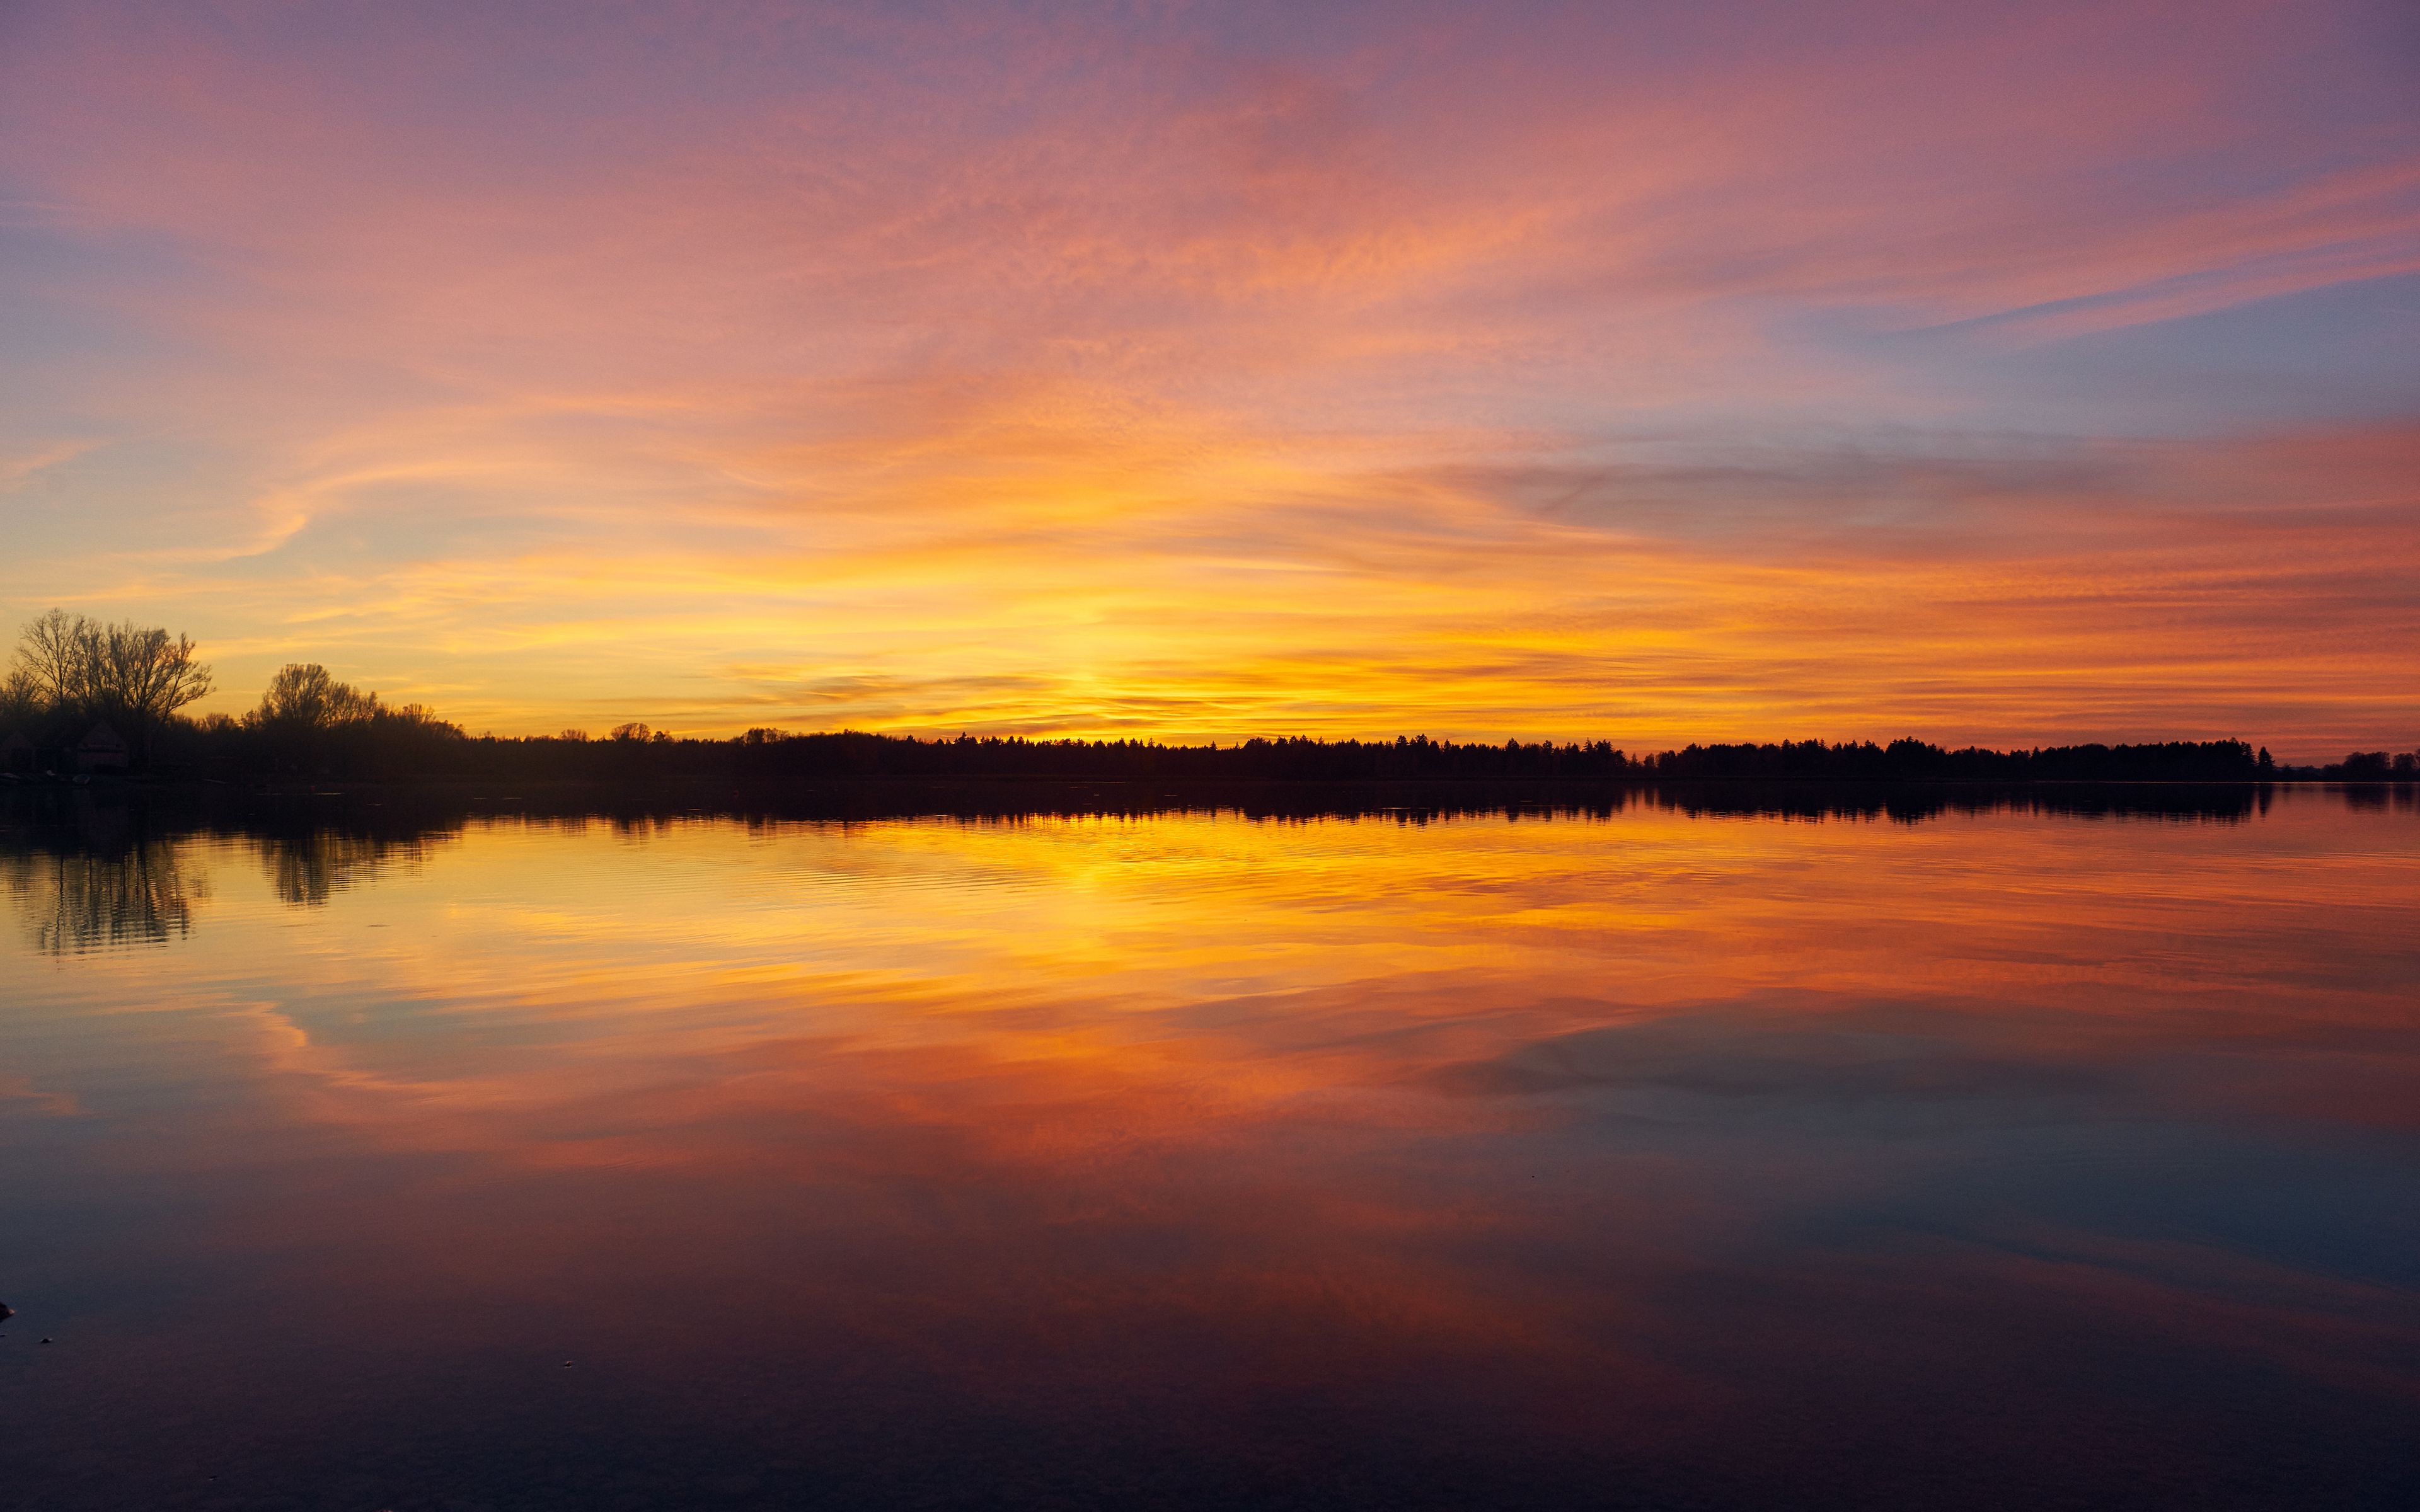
top-left (0, 784), bottom-right (2413, 1509)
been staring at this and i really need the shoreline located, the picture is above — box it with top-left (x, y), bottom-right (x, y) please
top-left (6, 772), bottom-right (2409, 830)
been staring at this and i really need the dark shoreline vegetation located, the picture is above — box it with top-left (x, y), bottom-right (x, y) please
top-left (6, 609), bottom-right (2417, 788)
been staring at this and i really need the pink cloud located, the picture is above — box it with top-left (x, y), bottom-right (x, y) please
top-left (1, 2), bottom-right (2413, 748)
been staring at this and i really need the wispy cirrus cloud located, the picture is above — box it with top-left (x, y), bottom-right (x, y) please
top-left (0, 1), bottom-right (2413, 754)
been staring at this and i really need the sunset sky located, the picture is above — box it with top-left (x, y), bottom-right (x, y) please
top-left (3, 1), bottom-right (2415, 755)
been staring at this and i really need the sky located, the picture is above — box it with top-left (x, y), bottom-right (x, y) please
top-left (1, 1), bottom-right (2415, 755)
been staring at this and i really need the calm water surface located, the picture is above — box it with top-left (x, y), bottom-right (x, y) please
top-left (2, 789), bottom-right (2416, 1509)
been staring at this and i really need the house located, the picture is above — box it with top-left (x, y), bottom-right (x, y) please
top-left (76, 721), bottom-right (131, 773)
top-left (1, 731), bottom-right (31, 772)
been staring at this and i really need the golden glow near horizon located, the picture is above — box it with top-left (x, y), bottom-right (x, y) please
top-left (2, 4), bottom-right (2416, 759)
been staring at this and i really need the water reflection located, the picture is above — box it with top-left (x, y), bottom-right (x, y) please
top-left (0, 788), bottom-right (2414, 1510)
top-left (1, 789), bottom-right (456, 937)
top-left (0, 777), bottom-right (2313, 949)
top-left (251, 827), bottom-right (446, 905)
top-left (3, 839), bottom-right (202, 954)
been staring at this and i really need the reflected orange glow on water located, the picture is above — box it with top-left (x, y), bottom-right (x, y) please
top-left (2, 793), bottom-right (2416, 1508)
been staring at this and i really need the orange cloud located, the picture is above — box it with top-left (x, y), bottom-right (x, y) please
top-left (1, 3), bottom-right (2413, 753)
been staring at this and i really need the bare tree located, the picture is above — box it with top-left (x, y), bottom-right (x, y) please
top-left (11, 610), bottom-right (214, 759)
top-left (92, 621), bottom-right (214, 726)
top-left (0, 667), bottom-right (39, 728)
top-left (14, 609), bottom-right (96, 707)
top-left (255, 663), bottom-right (378, 728)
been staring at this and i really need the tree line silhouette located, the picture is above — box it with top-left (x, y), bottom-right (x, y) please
top-left (6, 611), bottom-right (2416, 785)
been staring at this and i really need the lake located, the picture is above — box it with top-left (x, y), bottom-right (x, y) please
top-left (3, 786), bottom-right (2416, 1510)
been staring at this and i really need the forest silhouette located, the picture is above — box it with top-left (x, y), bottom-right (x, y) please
top-left (6, 610), bottom-right (2415, 786)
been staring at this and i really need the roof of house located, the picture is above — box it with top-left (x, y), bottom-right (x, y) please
top-left (79, 721), bottom-right (129, 750)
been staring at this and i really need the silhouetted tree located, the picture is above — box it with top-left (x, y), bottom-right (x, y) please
top-left (13, 609), bottom-right (93, 709)
top-left (0, 667), bottom-right (39, 730)
top-left (9, 609), bottom-right (214, 763)
top-left (250, 663), bottom-right (385, 774)
top-left (256, 663), bottom-right (377, 728)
